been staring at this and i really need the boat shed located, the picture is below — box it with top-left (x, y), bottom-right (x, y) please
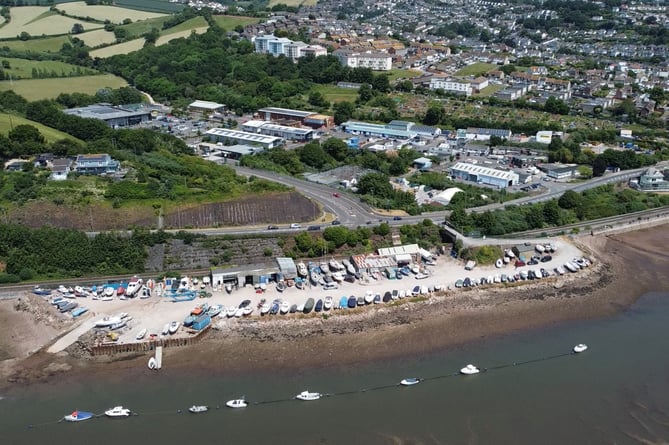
top-left (449, 162), bottom-right (519, 188)
top-left (276, 257), bottom-right (297, 279)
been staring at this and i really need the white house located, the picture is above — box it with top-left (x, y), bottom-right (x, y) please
top-left (429, 77), bottom-right (473, 96)
top-left (333, 49), bottom-right (392, 71)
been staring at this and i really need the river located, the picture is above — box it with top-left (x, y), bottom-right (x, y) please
top-left (2, 290), bottom-right (669, 444)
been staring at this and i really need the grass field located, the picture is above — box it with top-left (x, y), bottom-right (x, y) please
top-left (0, 6), bottom-right (105, 38)
top-left (91, 18), bottom-right (209, 58)
top-left (56, 1), bottom-right (166, 24)
top-left (386, 68), bottom-right (423, 82)
top-left (0, 57), bottom-right (98, 79)
top-left (268, 0), bottom-right (317, 6)
top-left (0, 74), bottom-right (127, 100)
top-left (453, 62), bottom-right (497, 77)
top-left (0, 35), bottom-right (69, 53)
top-left (212, 15), bottom-right (260, 31)
top-left (0, 113), bottom-right (83, 143)
top-left (475, 84), bottom-right (505, 97)
top-left (311, 84), bottom-right (359, 103)
top-left (116, 15), bottom-right (170, 37)
top-left (76, 28), bottom-right (117, 48)
top-left (110, 0), bottom-right (185, 14)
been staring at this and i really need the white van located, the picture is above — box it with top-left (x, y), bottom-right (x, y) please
top-left (290, 223), bottom-right (301, 229)
top-left (323, 282), bottom-right (339, 290)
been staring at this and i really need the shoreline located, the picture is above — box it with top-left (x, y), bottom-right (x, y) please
top-left (1, 224), bottom-right (668, 390)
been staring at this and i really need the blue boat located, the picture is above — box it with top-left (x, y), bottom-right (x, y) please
top-left (315, 299), bottom-right (323, 312)
top-left (270, 303), bottom-right (280, 315)
top-left (32, 286), bottom-right (52, 296)
top-left (347, 296), bottom-right (357, 309)
top-left (400, 266), bottom-right (411, 276)
top-left (64, 410), bottom-right (94, 422)
top-left (183, 315), bottom-right (196, 327)
top-left (339, 296), bottom-right (348, 309)
top-left (71, 307), bottom-right (88, 317)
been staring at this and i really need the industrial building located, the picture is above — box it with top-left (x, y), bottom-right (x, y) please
top-left (205, 128), bottom-right (283, 149)
top-left (199, 142), bottom-right (263, 161)
top-left (449, 162), bottom-right (519, 188)
top-left (241, 120), bottom-right (314, 142)
top-left (257, 107), bottom-right (333, 129)
top-left (63, 103), bottom-right (152, 128)
top-left (341, 121), bottom-right (418, 140)
top-left (188, 100), bottom-right (225, 114)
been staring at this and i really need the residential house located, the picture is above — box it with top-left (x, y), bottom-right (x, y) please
top-left (74, 154), bottom-right (120, 175)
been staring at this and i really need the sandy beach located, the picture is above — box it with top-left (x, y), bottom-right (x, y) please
top-left (1, 224), bottom-right (668, 388)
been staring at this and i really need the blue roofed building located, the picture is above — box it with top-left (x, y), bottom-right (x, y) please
top-left (74, 154), bottom-right (120, 175)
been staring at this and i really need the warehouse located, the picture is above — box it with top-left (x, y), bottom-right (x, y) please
top-left (341, 121), bottom-right (417, 140)
top-left (205, 128), bottom-right (283, 149)
top-left (63, 103), bottom-right (152, 128)
top-left (241, 120), bottom-right (314, 142)
top-left (257, 107), bottom-right (334, 129)
top-left (188, 100), bottom-right (225, 114)
top-left (449, 162), bottom-right (519, 188)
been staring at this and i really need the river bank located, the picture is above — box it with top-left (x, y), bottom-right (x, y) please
top-left (1, 225), bottom-right (668, 390)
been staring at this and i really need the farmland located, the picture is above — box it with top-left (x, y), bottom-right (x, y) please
top-left (0, 113), bottom-right (83, 143)
top-left (75, 28), bottom-right (117, 48)
top-left (268, 0), bottom-right (318, 6)
top-left (56, 1), bottom-right (166, 24)
top-left (0, 6), bottom-right (105, 39)
top-left (0, 35), bottom-right (69, 53)
top-left (0, 74), bottom-right (127, 101)
top-left (0, 57), bottom-right (97, 79)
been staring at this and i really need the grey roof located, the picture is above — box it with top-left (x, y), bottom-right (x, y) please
top-left (450, 162), bottom-right (519, 181)
top-left (63, 104), bottom-right (151, 121)
top-left (258, 107), bottom-right (314, 118)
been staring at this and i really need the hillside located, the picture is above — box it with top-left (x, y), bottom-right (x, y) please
top-left (0, 113), bottom-right (83, 143)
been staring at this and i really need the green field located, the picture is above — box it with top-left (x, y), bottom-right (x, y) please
top-left (0, 35), bottom-right (69, 53)
top-left (117, 15), bottom-right (171, 37)
top-left (386, 68), bottom-right (423, 82)
top-left (0, 113), bottom-right (83, 143)
top-left (268, 0), bottom-right (317, 6)
top-left (0, 57), bottom-right (97, 79)
top-left (454, 62), bottom-right (497, 77)
top-left (0, 73), bottom-right (127, 101)
top-left (212, 15), bottom-right (260, 31)
top-left (475, 84), bottom-right (505, 97)
top-left (311, 84), bottom-right (359, 103)
top-left (164, 16), bottom-right (208, 33)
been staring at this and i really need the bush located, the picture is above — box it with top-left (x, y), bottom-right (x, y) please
top-left (18, 268), bottom-right (35, 281)
top-left (0, 273), bottom-right (20, 284)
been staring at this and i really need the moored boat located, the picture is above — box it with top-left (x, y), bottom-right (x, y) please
top-left (276, 282), bottom-right (286, 292)
top-left (314, 299), bottom-right (323, 312)
top-left (260, 303), bottom-right (270, 315)
top-left (71, 307), bottom-right (88, 317)
top-left (295, 390), bottom-right (321, 401)
top-left (168, 321), bottom-right (180, 334)
top-left (347, 296), bottom-right (357, 308)
top-left (280, 300), bottom-right (291, 314)
top-left (225, 283), bottom-right (233, 294)
top-left (364, 291), bottom-right (374, 305)
top-left (104, 406), bottom-right (131, 417)
top-left (110, 319), bottom-right (126, 330)
top-left (63, 410), bottom-right (94, 422)
top-left (188, 405), bottom-right (208, 413)
top-left (226, 306), bottom-right (238, 317)
top-left (207, 304), bottom-right (223, 318)
top-left (33, 286), bottom-right (52, 296)
top-left (148, 356), bottom-right (157, 370)
top-left (400, 378), bottom-right (420, 386)
top-left (242, 306), bottom-right (254, 316)
top-left (297, 262), bottom-right (308, 277)
top-left (573, 343), bottom-right (588, 353)
top-left (323, 296), bottom-right (333, 310)
top-left (125, 276), bottom-right (143, 297)
top-left (460, 364), bottom-right (480, 375)
top-left (226, 398), bottom-right (248, 409)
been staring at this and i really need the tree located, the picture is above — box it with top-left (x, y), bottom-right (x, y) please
top-left (357, 83), bottom-right (373, 103)
top-left (71, 23), bottom-right (85, 34)
top-left (544, 97), bottom-right (569, 115)
top-left (299, 141), bottom-right (331, 169)
top-left (333, 101), bottom-right (355, 125)
top-left (592, 156), bottom-right (607, 177)
top-left (357, 172), bottom-right (393, 199)
top-left (8, 125), bottom-right (45, 144)
top-left (423, 104), bottom-right (444, 125)
top-left (308, 91), bottom-right (328, 108)
top-left (558, 190), bottom-right (581, 209)
top-left (321, 137), bottom-right (349, 162)
top-left (143, 28), bottom-right (160, 45)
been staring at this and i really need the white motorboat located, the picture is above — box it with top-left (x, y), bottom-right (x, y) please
top-left (297, 262), bottom-right (308, 277)
top-left (364, 290), bottom-right (374, 304)
top-left (234, 307), bottom-right (245, 318)
top-left (135, 328), bottom-right (147, 340)
top-left (460, 364), bottom-right (480, 375)
top-left (168, 321), bottom-right (180, 334)
top-left (125, 276), bottom-right (143, 297)
top-left (495, 258), bottom-right (503, 268)
top-left (280, 301), bottom-right (290, 314)
top-left (188, 405), bottom-right (208, 413)
top-left (94, 316), bottom-right (121, 328)
top-left (148, 356), bottom-right (157, 370)
top-left (331, 272), bottom-right (344, 282)
top-left (242, 306), bottom-right (253, 316)
top-left (329, 258), bottom-right (343, 271)
top-left (161, 323), bottom-right (170, 336)
top-left (226, 306), bottom-right (238, 317)
top-left (400, 378), bottom-right (421, 386)
top-left (295, 390), bottom-right (322, 401)
top-left (105, 406), bottom-right (131, 417)
top-left (260, 303), bottom-right (271, 315)
top-left (226, 398), bottom-right (248, 409)
top-left (415, 272), bottom-right (429, 280)
top-left (410, 265), bottom-right (420, 274)
top-left (319, 261), bottom-right (330, 274)
top-left (103, 286), bottom-right (115, 297)
top-left (573, 343), bottom-right (588, 353)
top-left (323, 296), bottom-right (333, 311)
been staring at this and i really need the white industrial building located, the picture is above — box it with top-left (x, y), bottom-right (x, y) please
top-left (205, 128), bottom-right (283, 149)
top-left (449, 162), bottom-right (519, 188)
top-left (429, 77), bottom-right (473, 96)
top-left (241, 120), bottom-right (314, 141)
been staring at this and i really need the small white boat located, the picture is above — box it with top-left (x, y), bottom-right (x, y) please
top-left (297, 262), bottom-right (308, 277)
top-left (226, 398), bottom-right (248, 409)
top-left (148, 356), bottom-right (157, 370)
top-left (168, 321), bottom-right (180, 334)
top-left (188, 405), bottom-right (208, 413)
top-left (323, 296), bottom-right (333, 311)
top-left (103, 287), bottom-right (115, 297)
top-left (161, 323), bottom-right (170, 336)
top-left (225, 283), bottom-right (233, 294)
top-left (296, 390), bottom-right (322, 401)
top-left (573, 344), bottom-right (588, 353)
top-left (410, 265), bottom-right (420, 274)
top-left (331, 272), bottom-right (344, 282)
top-left (105, 406), bottom-right (131, 417)
top-left (495, 258), bottom-right (503, 268)
top-left (242, 306), bottom-right (253, 316)
top-left (364, 290), bottom-right (374, 304)
top-left (460, 364), bottom-right (480, 375)
top-left (260, 303), bottom-right (271, 315)
top-left (135, 328), bottom-right (147, 340)
top-left (400, 378), bottom-right (421, 386)
top-left (234, 307), bottom-right (245, 318)
top-left (94, 316), bottom-right (121, 328)
top-left (226, 306), bottom-right (238, 317)
top-left (280, 301), bottom-right (290, 314)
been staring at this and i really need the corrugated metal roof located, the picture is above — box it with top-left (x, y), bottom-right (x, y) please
top-left (450, 162), bottom-right (519, 181)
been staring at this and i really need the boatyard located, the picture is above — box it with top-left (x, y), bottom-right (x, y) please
top-left (33, 237), bottom-right (589, 357)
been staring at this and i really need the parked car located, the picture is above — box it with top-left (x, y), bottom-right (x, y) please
top-left (331, 220), bottom-right (341, 225)
top-left (332, 192), bottom-right (340, 197)
top-left (267, 225), bottom-right (279, 230)
top-left (393, 216), bottom-right (403, 221)
top-left (290, 223), bottom-right (301, 229)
